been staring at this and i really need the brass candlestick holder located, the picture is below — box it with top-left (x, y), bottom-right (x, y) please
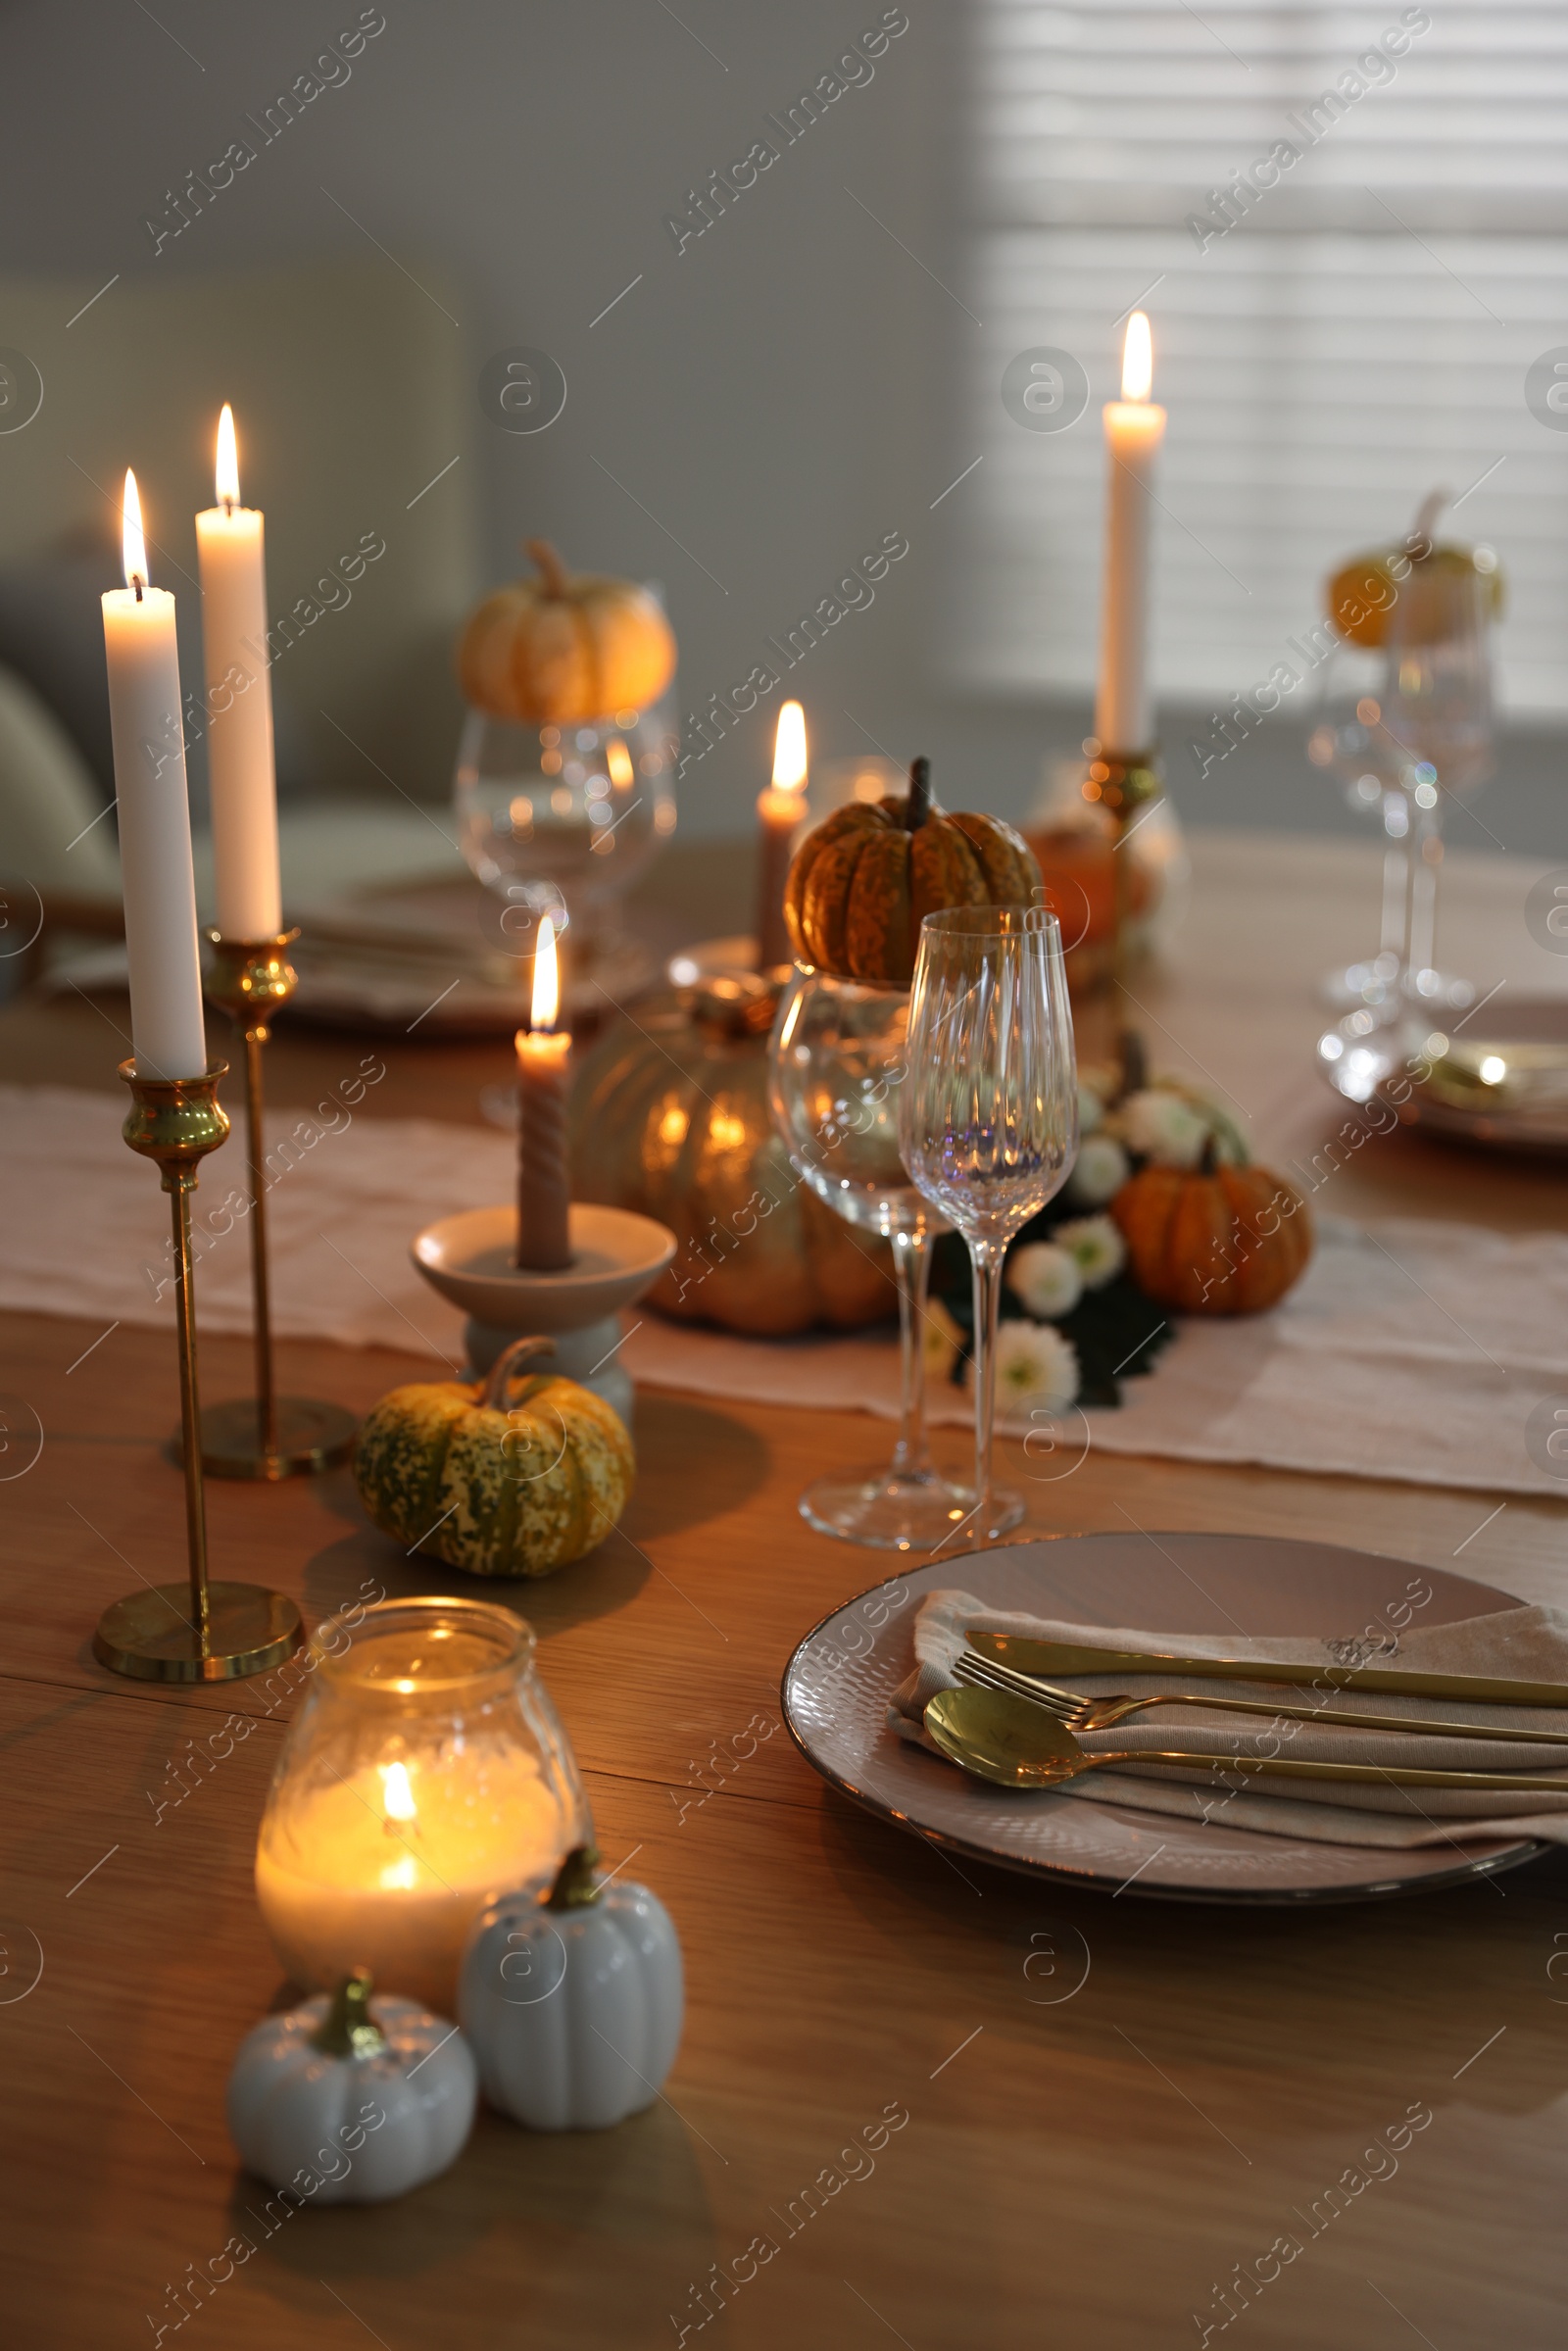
top-left (92, 1063), bottom-right (304, 1684)
top-left (200, 928), bottom-right (358, 1480)
top-left (1084, 744), bottom-right (1162, 1081)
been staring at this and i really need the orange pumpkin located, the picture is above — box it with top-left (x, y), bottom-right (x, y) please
top-left (1111, 1161), bottom-right (1312, 1315)
top-left (1327, 542), bottom-right (1504, 650)
top-left (458, 540), bottom-right (676, 724)
top-left (785, 759), bottom-right (1040, 987)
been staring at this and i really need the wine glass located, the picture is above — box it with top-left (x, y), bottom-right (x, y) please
top-left (1319, 562), bottom-right (1496, 1102)
top-left (453, 700), bottom-right (678, 1005)
top-left (1309, 548), bottom-right (1496, 1017)
top-left (1307, 633), bottom-right (1420, 1013)
top-left (767, 970), bottom-right (970, 1549)
top-left (900, 907), bottom-right (1078, 1547)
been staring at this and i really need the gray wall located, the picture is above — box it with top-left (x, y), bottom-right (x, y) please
top-left (0, 0), bottom-right (1560, 857)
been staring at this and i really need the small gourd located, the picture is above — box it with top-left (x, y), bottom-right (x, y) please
top-left (1112, 1152), bottom-right (1312, 1314)
top-left (460, 1845), bottom-right (683, 2131)
top-left (458, 539), bottom-right (677, 724)
top-left (226, 1969), bottom-right (477, 2203)
top-left (353, 1336), bottom-right (634, 1577)
top-left (784, 757), bottom-right (1041, 987)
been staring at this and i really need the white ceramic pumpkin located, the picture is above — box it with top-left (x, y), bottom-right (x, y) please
top-left (226, 1969), bottom-right (477, 2203)
top-left (460, 1846), bottom-right (683, 2131)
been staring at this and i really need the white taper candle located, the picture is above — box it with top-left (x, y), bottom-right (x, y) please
top-left (196, 405), bottom-right (281, 940)
top-left (1094, 313), bottom-right (1166, 758)
top-left (102, 470), bottom-right (208, 1080)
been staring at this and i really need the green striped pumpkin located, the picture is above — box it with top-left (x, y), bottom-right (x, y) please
top-left (354, 1339), bottom-right (634, 1578)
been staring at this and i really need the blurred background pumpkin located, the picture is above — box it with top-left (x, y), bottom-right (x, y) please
top-left (457, 539), bottom-right (676, 725)
top-left (568, 974), bottom-right (895, 1337)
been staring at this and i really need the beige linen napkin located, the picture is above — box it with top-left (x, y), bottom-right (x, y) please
top-left (889, 1592), bottom-right (1568, 1849)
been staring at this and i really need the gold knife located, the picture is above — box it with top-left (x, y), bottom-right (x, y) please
top-left (967, 1631), bottom-right (1568, 1711)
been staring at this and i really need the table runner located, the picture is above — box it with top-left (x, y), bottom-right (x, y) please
top-left (4, 1084), bottom-right (1565, 1496)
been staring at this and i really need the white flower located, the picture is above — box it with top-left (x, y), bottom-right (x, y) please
top-left (920, 1297), bottom-right (963, 1383)
top-left (1118, 1089), bottom-right (1210, 1169)
top-left (973, 1321), bottom-right (1080, 1417)
top-left (1077, 1082), bottom-right (1104, 1137)
top-left (1006, 1242), bottom-right (1082, 1320)
top-left (1066, 1134), bottom-right (1130, 1206)
top-left (1053, 1213), bottom-right (1126, 1290)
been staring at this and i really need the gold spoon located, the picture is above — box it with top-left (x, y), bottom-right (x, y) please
top-left (923, 1686), bottom-right (1568, 1796)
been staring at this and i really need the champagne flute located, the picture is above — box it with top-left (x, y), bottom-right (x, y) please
top-left (1319, 559), bottom-right (1495, 1102)
top-left (768, 969), bottom-right (970, 1549)
top-left (1309, 523), bottom-right (1496, 1019)
top-left (900, 906), bottom-right (1078, 1547)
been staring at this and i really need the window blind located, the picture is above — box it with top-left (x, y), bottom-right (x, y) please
top-left (955, 1), bottom-right (1568, 721)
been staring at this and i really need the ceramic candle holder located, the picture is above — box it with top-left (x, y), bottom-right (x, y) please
top-left (411, 1202), bottom-right (676, 1426)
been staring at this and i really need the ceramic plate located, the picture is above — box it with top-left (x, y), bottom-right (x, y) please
top-left (286, 877), bottom-right (656, 1033)
top-left (780, 1533), bottom-right (1548, 1905)
top-left (1322, 997), bottom-right (1568, 1155)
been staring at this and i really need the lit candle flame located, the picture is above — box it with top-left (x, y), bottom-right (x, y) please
top-left (380, 1761), bottom-right (416, 1822)
top-left (530, 914), bottom-right (560, 1030)
top-left (1121, 312), bottom-right (1152, 404)
top-left (606, 736), bottom-right (634, 789)
top-left (122, 469), bottom-right (149, 592)
top-left (216, 402), bottom-right (240, 510)
top-left (771, 699), bottom-right (808, 794)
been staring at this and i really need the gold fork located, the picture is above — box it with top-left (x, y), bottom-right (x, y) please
top-left (953, 1644), bottom-right (1568, 1747)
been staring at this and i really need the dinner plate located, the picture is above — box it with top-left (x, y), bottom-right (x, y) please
top-left (285, 876), bottom-right (656, 1033)
top-left (1323, 996), bottom-right (1568, 1155)
top-left (780, 1533), bottom-right (1549, 1905)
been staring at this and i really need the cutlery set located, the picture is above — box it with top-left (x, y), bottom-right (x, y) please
top-left (925, 1634), bottom-right (1568, 1796)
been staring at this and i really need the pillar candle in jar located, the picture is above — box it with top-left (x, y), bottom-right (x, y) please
top-left (102, 470), bottom-right (209, 1080)
top-left (1094, 312), bottom-right (1167, 759)
top-left (255, 1750), bottom-right (564, 2011)
top-left (757, 699), bottom-right (808, 970)
top-left (515, 916), bottom-right (572, 1269)
top-left (195, 404), bottom-right (281, 941)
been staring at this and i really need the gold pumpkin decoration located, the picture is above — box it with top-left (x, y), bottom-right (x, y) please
top-left (457, 539), bottom-right (677, 724)
top-left (785, 758), bottom-right (1041, 987)
top-left (354, 1338), bottom-right (633, 1578)
top-left (568, 975), bottom-right (894, 1337)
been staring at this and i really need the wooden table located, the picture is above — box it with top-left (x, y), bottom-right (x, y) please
top-left (4, 834), bottom-right (1568, 2350)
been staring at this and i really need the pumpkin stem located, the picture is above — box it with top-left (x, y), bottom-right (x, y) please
top-left (545, 1844), bottom-right (603, 1911)
top-left (525, 538), bottom-right (569, 599)
top-left (311, 1968), bottom-right (388, 2061)
top-left (906, 757), bottom-right (933, 832)
top-left (480, 1334), bottom-right (558, 1411)
top-left (1199, 1128), bottom-right (1222, 1176)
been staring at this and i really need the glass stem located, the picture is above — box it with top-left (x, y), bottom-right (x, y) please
top-left (1407, 796), bottom-right (1442, 998)
top-left (968, 1237), bottom-right (1006, 1541)
top-left (1379, 791), bottom-right (1408, 965)
top-left (889, 1227), bottom-right (934, 1482)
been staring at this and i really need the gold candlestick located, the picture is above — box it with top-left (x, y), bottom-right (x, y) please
top-left (200, 928), bottom-right (358, 1480)
top-left (1084, 744), bottom-right (1162, 1082)
top-left (92, 1062), bottom-right (304, 1683)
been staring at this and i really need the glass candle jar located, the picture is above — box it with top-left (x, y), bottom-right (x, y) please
top-left (255, 1597), bottom-right (587, 2013)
